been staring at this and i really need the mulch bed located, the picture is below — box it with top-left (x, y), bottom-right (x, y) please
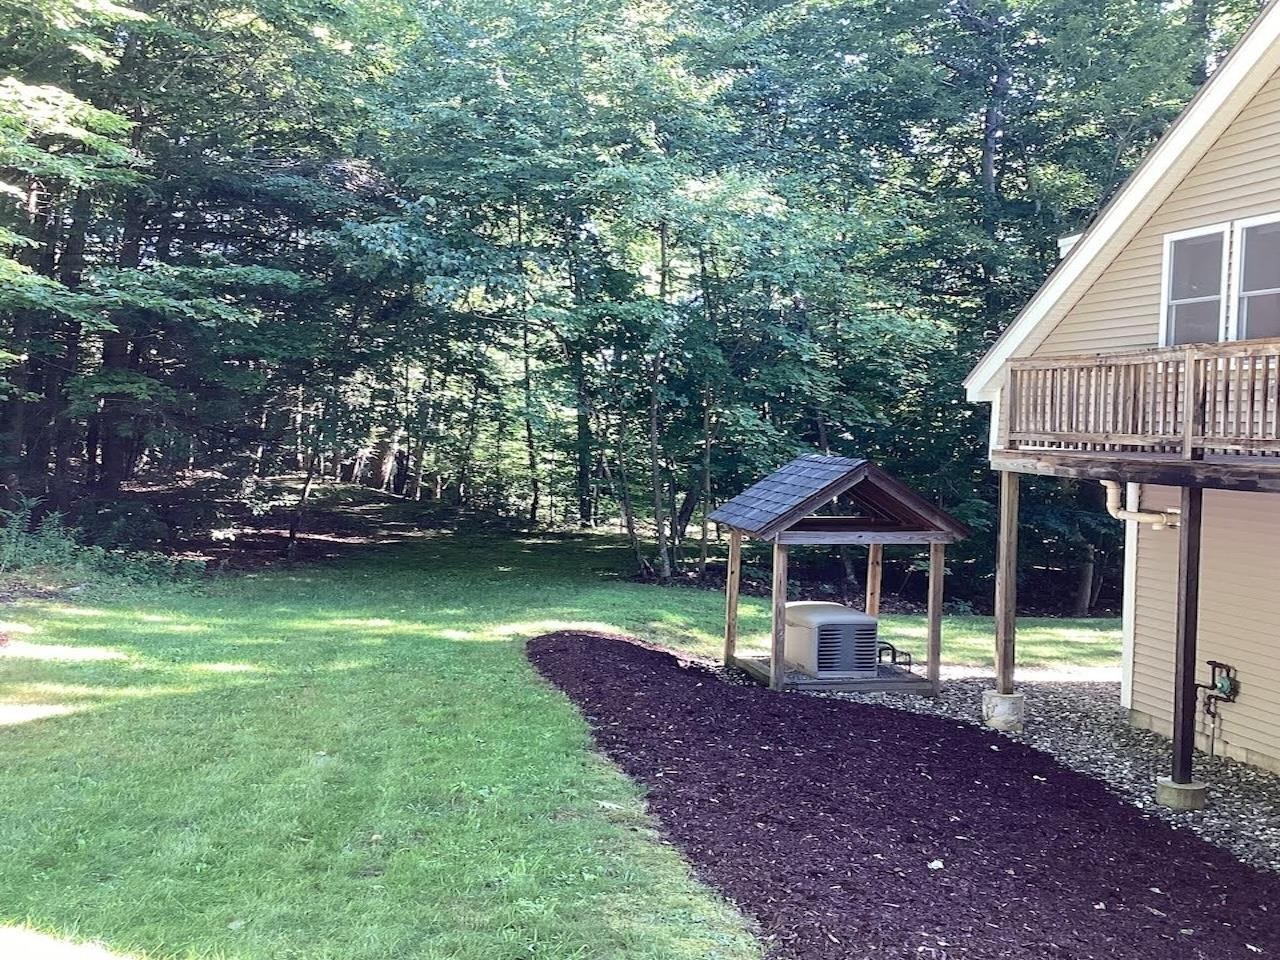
top-left (526, 631), bottom-right (1280, 960)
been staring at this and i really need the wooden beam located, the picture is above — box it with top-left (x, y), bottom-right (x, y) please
top-left (994, 470), bottom-right (1019, 696)
top-left (1182, 357), bottom-right (1204, 461)
top-left (927, 542), bottom-right (944, 696)
top-left (989, 448), bottom-right (1280, 494)
top-left (775, 530), bottom-right (954, 545)
top-left (769, 542), bottom-right (789, 691)
top-left (723, 530), bottom-right (742, 666)
top-left (865, 543), bottom-right (883, 616)
top-left (1172, 485), bottom-right (1204, 784)
top-left (786, 516), bottom-right (908, 532)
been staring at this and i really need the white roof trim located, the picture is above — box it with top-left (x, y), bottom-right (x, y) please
top-left (964, 0), bottom-right (1280, 401)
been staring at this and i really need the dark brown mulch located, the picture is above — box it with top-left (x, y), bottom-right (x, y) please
top-left (526, 631), bottom-right (1280, 960)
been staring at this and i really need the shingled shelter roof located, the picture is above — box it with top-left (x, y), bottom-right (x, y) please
top-left (708, 454), bottom-right (968, 543)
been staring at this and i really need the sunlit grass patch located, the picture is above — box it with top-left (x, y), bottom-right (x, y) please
top-left (0, 534), bottom-right (764, 960)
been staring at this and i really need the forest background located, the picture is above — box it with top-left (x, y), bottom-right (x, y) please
top-left (1, 0), bottom-right (1260, 610)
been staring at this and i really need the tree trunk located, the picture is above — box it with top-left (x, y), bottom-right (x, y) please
top-left (369, 426), bottom-right (402, 491)
top-left (456, 378), bottom-right (483, 505)
top-left (286, 451), bottom-right (319, 564)
top-left (97, 108), bottom-right (149, 495)
top-left (649, 218), bottom-right (674, 580)
top-left (569, 349), bottom-right (592, 526)
top-left (698, 397), bottom-right (713, 579)
top-left (838, 549), bottom-right (863, 603)
top-left (649, 364), bottom-right (671, 582)
top-left (1188, 0), bottom-right (1213, 85)
top-left (406, 435), bottom-right (427, 501)
top-left (674, 480), bottom-right (700, 544)
top-left (95, 331), bottom-right (133, 494)
top-left (1073, 542), bottom-right (1097, 617)
top-left (516, 200), bottom-right (541, 525)
top-left (612, 416), bottom-right (645, 572)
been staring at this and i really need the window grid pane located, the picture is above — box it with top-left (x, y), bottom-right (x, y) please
top-left (1169, 233), bottom-right (1224, 301)
top-left (1242, 222), bottom-right (1280, 295)
top-left (1168, 298), bottom-right (1222, 345)
top-left (1241, 291), bottom-right (1280, 340)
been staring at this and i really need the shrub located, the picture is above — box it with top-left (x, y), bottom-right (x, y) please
top-left (70, 498), bottom-right (170, 550)
top-left (0, 497), bottom-right (206, 589)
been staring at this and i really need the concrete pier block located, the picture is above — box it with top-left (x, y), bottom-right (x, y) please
top-left (1156, 777), bottom-right (1208, 811)
top-left (982, 690), bottom-right (1026, 733)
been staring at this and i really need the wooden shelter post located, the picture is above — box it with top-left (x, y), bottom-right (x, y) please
top-left (864, 543), bottom-right (883, 615)
top-left (994, 470), bottom-right (1019, 695)
top-left (926, 542), bottom-right (944, 696)
top-left (723, 530), bottom-right (742, 667)
top-left (769, 542), bottom-right (789, 691)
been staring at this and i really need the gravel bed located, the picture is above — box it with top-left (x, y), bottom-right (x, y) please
top-left (529, 632), bottom-right (1280, 960)
top-left (824, 670), bottom-right (1280, 874)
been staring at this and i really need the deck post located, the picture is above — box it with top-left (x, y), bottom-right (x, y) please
top-left (769, 541), bottom-right (789, 691)
top-left (985, 470), bottom-right (1025, 731)
top-left (865, 543), bottom-right (883, 616)
top-left (1158, 484), bottom-right (1207, 810)
top-left (926, 542), bottom-right (944, 696)
top-left (994, 470), bottom-right (1019, 693)
top-left (723, 530), bottom-right (742, 667)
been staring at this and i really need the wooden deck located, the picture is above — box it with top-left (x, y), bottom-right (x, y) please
top-left (990, 447), bottom-right (1280, 492)
top-left (732, 655), bottom-right (935, 694)
top-left (1002, 337), bottom-right (1280, 491)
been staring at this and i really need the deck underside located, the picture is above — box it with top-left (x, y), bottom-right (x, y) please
top-left (992, 447), bottom-right (1280, 492)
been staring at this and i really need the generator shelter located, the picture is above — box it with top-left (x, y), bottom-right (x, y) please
top-left (709, 454), bottom-right (969, 694)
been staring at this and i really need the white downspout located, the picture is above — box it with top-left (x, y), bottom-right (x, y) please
top-left (1100, 480), bottom-right (1180, 529)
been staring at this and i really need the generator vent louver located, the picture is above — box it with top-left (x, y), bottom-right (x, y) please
top-left (785, 602), bottom-right (880, 679)
top-left (816, 622), bottom-right (878, 673)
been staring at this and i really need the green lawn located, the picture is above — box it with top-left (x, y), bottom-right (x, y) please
top-left (0, 531), bottom-right (1119, 960)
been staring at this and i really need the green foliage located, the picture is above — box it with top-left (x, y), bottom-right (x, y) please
top-left (69, 498), bottom-right (169, 550)
top-left (0, 496), bottom-right (205, 586)
top-left (0, 0), bottom-right (1264, 605)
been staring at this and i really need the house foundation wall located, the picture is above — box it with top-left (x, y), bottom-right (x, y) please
top-left (1129, 707), bottom-right (1280, 775)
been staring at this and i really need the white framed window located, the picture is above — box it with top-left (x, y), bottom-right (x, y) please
top-left (1160, 223), bottom-right (1230, 346)
top-left (1231, 213), bottom-right (1280, 341)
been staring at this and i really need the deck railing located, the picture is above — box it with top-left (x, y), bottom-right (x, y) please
top-left (1005, 337), bottom-right (1280, 459)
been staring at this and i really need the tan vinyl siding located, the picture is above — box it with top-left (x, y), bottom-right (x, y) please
top-left (1130, 486), bottom-right (1280, 771)
top-left (1012, 68), bottom-right (1280, 771)
top-left (1032, 66), bottom-right (1280, 356)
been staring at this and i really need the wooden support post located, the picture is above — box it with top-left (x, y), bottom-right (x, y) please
top-left (994, 470), bottom-right (1019, 695)
top-left (723, 530), bottom-right (742, 667)
top-left (865, 543), bottom-right (883, 616)
top-left (1172, 485), bottom-right (1203, 784)
top-left (926, 542), bottom-right (945, 696)
top-left (769, 542), bottom-right (789, 691)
